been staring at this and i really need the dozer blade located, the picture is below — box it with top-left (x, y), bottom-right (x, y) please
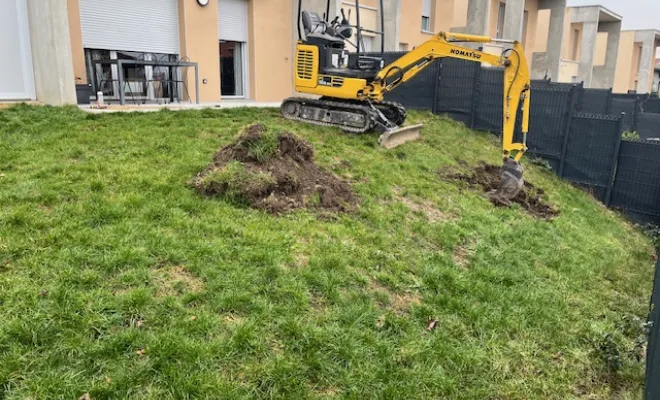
top-left (378, 124), bottom-right (424, 149)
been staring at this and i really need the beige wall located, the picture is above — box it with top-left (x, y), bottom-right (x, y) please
top-left (614, 31), bottom-right (638, 93)
top-left (248, 0), bottom-right (293, 101)
top-left (66, 0), bottom-right (86, 84)
top-left (593, 32), bottom-right (607, 66)
top-left (534, 8), bottom-right (549, 53)
top-left (178, 0), bottom-right (221, 102)
top-left (558, 59), bottom-right (579, 82)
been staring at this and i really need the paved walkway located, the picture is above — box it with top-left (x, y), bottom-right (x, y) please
top-left (80, 100), bottom-right (282, 113)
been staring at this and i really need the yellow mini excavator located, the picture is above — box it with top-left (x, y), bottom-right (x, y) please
top-left (281, 0), bottom-right (531, 198)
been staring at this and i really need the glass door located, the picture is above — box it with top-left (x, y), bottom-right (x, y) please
top-left (220, 41), bottom-right (245, 97)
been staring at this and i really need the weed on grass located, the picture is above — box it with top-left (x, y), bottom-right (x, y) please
top-left (0, 105), bottom-right (655, 399)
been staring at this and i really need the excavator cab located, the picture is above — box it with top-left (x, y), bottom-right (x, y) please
top-left (294, 0), bottom-right (387, 95)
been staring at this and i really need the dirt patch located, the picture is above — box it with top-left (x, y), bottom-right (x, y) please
top-left (393, 187), bottom-right (455, 223)
top-left (442, 162), bottom-right (559, 220)
top-left (191, 124), bottom-right (357, 214)
top-left (452, 242), bottom-right (472, 269)
top-left (370, 279), bottom-right (421, 315)
top-left (151, 265), bottom-right (203, 297)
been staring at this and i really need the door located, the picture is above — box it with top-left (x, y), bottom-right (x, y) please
top-left (0, 0), bottom-right (34, 100)
top-left (218, 0), bottom-right (248, 97)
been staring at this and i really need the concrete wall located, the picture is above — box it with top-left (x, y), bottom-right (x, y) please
top-left (177, 0), bottom-right (222, 102)
top-left (614, 31), bottom-right (635, 93)
top-left (27, 0), bottom-right (76, 105)
top-left (529, 0), bottom-right (566, 81)
top-left (558, 59), bottom-right (578, 82)
top-left (590, 21), bottom-right (620, 89)
top-left (249, 0), bottom-right (294, 101)
top-left (614, 31), bottom-right (659, 94)
top-left (67, 0), bottom-right (86, 84)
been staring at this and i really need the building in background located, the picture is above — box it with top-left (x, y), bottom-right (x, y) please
top-left (654, 59), bottom-right (660, 95)
top-left (613, 30), bottom-right (660, 94)
top-left (535, 5), bottom-right (622, 88)
top-left (1, 0), bottom-right (296, 105)
top-left (397, 0), bottom-right (567, 80)
top-left (0, 0), bottom-right (76, 105)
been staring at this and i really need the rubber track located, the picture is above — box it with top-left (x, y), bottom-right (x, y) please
top-left (281, 97), bottom-right (377, 133)
top-left (376, 101), bottom-right (407, 126)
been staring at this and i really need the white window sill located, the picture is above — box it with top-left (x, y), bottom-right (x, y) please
top-left (421, 30), bottom-right (435, 35)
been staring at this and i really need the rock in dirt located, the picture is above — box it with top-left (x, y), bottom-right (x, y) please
top-left (191, 124), bottom-right (357, 214)
top-left (443, 162), bottom-right (559, 220)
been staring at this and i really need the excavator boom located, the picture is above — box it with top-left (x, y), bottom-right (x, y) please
top-left (367, 32), bottom-right (531, 161)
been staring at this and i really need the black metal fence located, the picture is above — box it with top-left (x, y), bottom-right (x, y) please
top-left (369, 52), bottom-right (660, 224)
top-left (646, 254), bottom-right (660, 400)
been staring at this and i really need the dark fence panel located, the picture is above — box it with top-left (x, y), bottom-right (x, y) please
top-left (525, 85), bottom-right (576, 172)
top-left (636, 113), bottom-right (660, 140)
top-left (579, 88), bottom-right (611, 114)
top-left (643, 98), bottom-right (660, 114)
top-left (610, 97), bottom-right (636, 132)
top-left (611, 140), bottom-right (660, 223)
top-left (562, 113), bottom-right (622, 203)
top-left (645, 253), bottom-right (660, 400)
top-left (474, 67), bottom-right (504, 133)
top-left (435, 58), bottom-right (478, 125)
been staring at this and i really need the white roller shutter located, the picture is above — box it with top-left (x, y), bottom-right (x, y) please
top-left (422, 0), bottom-right (432, 17)
top-left (218, 0), bottom-right (248, 42)
top-left (79, 0), bottom-right (180, 54)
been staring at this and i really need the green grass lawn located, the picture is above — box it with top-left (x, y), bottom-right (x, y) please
top-left (0, 104), bottom-right (655, 399)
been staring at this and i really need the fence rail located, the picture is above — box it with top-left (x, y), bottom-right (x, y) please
top-left (366, 52), bottom-right (660, 225)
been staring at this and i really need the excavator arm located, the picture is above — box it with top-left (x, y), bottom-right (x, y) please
top-left (366, 32), bottom-right (531, 161)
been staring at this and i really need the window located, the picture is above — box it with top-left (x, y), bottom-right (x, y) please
top-left (571, 29), bottom-right (580, 60)
top-left (84, 49), bottom-right (179, 101)
top-left (361, 36), bottom-right (374, 52)
top-left (220, 41), bottom-right (245, 97)
top-left (522, 11), bottom-right (529, 48)
top-left (496, 3), bottom-right (506, 39)
top-left (421, 0), bottom-right (433, 32)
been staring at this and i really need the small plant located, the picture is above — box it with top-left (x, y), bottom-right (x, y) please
top-left (529, 156), bottom-right (553, 171)
top-left (199, 161), bottom-right (276, 202)
top-left (642, 223), bottom-right (660, 248)
top-left (591, 314), bottom-right (650, 376)
top-left (622, 131), bottom-right (640, 141)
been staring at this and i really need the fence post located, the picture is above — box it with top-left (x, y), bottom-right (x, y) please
top-left (558, 85), bottom-right (579, 178)
top-left (432, 60), bottom-right (441, 114)
top-left (469, 62), bottom-right (481, 129)
top-left (606, 88), bottom-right (613, 114)
top-left (633, 96), bottom-right (641, 132)
top-left (645, 252), bottom-right (660, 400)
top-left (604, 112), bottom-right (625, 207)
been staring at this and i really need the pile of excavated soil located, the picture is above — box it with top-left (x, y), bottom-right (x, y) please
top-left (443, 162), bottom-right (559, 219)
top-left (191, 124), bottom-right (357, 213)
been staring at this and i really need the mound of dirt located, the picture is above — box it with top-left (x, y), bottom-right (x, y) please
top-left (443, 162), bottom-right (559, 219)
top-left (191, 124), bottom-right (357, 213)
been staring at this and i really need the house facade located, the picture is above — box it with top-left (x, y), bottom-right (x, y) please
top-left (613, 30), bottom-right (660, 94)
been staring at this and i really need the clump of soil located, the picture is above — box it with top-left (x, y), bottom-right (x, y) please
top-left (191, 124), bottom-right (357, 213)
top-left (443, 162), bottom-right (559, 219)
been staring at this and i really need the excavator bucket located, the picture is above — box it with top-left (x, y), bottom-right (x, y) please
top-left (378, 124), bottom-right (424, 149)
top-left (491, 158), bottom-right (525, 203)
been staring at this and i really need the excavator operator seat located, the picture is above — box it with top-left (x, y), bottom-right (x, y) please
top-left (302, 11), bottom-right (343, 44)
